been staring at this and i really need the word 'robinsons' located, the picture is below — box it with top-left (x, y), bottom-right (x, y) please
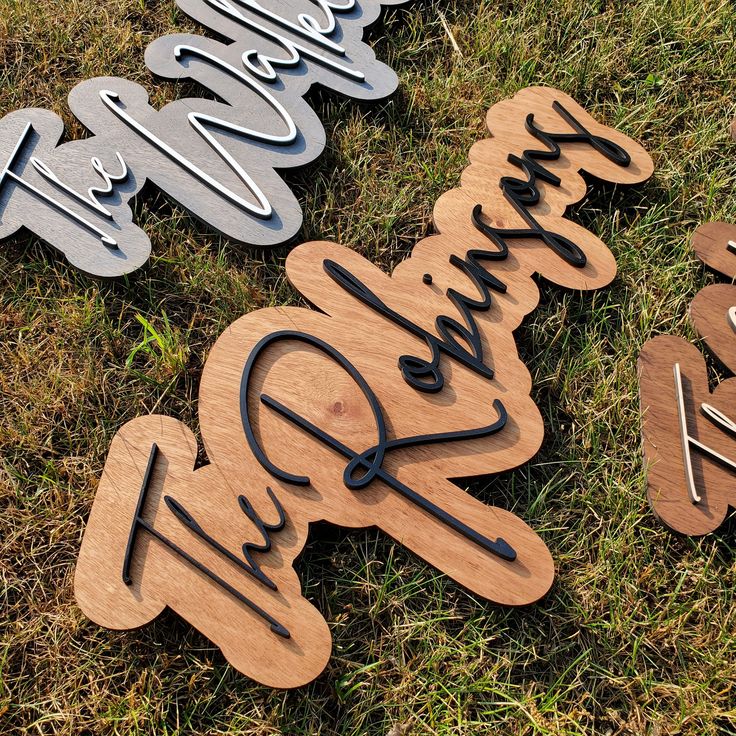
top-left (76, 87), bottom-right (654, 688)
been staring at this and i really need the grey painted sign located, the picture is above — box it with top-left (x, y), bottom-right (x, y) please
top-left (0, 0), bottom-right (411, 277)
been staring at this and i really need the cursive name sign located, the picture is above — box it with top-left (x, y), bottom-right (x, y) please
top-left (0, 0), bottom-right (410, 277)
top-left (640, 195), bottom-right (736, 535)
top-left (75, 87), bottom-right (653, 687)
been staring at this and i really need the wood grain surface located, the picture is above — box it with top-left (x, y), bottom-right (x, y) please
top-left (691, 221), bottom-right (736, 279)
top-left (638, 115), bottom-right (736, 536)
top-left (690, 283), bottom-right (736, 373)
top-left (639, 336), bottom-right (736, 535)
top-left (76, 86), bottom-right (654, 687)
top-left (0, 0), bottom-right (411, 277)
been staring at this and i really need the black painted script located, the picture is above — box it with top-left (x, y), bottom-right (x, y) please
top-left (75, 88), bottom-right (654, 687)
top-left (0, 0), bottom-right (411, 277)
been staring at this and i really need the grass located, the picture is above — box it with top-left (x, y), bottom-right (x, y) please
top-left (1, 0), bottom-right (735, 733)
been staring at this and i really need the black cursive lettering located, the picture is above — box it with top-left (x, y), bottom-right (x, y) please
top-left (239, 330), bottom-right (517, 562)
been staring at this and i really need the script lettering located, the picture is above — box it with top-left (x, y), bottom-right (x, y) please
top-left (640, 204), bottom-right (736, 535)
top-left (76, 87), bottom-right (654, 687)
top-left (0, 0), bottom-right (411, 276)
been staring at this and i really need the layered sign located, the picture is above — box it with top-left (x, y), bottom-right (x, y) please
top-left (0, 0), bottom-right (410, 277)
top-left (640, 218), bottom-right (736, 535)
top-left (75, 87), bottom-right (653, 687)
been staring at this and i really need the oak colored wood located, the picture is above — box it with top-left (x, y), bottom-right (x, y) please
top-left (639, 336), bottom-right (736, 535)
top-left (0, 0), bottom-right (411, 277)
top-left (76, 86), bottom-right (653, 687)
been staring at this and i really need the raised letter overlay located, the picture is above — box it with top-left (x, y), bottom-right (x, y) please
top-left (76, 88), bottom-right (653, 686)
top-left (0, 0), bottom-right (410, 277)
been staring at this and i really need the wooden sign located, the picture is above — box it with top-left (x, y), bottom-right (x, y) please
top-left (639, 119), bottom-right (736, 534)
top-left (75, 87), bottom-right (653, 687)
top-left (0, 0), bottom-right (411, 277)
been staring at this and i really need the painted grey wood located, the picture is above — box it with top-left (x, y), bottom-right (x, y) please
top-left (0, 0), bottom-right (412, 277)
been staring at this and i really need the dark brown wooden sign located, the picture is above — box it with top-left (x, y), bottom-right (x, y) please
top-left (639, 116), bottom-right (736, 535)
top-left (75, 87), bottom-right (653, 687)
top-left (640, 216), bottom-right (736, 536)
top-left (0, 0), bottom-right (410, 277)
